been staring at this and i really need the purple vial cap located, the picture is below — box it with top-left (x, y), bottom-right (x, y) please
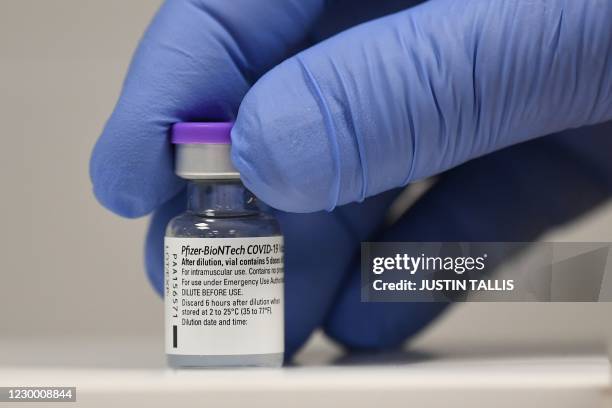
top-left (171, 122), bottom-right (233, 144)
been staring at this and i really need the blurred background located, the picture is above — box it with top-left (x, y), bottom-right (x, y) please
top-left (1, 0), bottom-right (612, 362)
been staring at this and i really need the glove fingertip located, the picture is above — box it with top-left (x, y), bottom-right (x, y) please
top-left (230, 143), bottom-right (310, 213)
top-left (92, 180), bottom-right (152, 219)
top-left (89, 129), bottom-right (153, 218)
top-left (90, 115), bottom-right (184, 218)
top-left (232, 60), bottom-right (342, 213)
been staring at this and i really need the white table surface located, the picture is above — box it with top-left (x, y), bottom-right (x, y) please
top-left (0, 334), bottom-right (609, 408)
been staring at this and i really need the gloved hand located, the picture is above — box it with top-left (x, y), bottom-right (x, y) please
top-left (90, 0), bottom-right (612, 356)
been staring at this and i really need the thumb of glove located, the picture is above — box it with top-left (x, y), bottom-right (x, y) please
top-left (231, 0), bottom-right (612, 213)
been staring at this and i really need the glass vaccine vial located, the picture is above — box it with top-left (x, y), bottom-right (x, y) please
top-left (165, 122), bottom-right (284, 367)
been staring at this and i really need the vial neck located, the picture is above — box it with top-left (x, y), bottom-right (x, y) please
top-left (186, 179), bottom-right (258, 217)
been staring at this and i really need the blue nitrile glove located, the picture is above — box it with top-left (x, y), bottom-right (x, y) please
top-left (90, 0), bottom-right (612, 357)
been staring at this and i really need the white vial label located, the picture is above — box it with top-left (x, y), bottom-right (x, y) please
top-left (164, 236), bottom-right (284, 356)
